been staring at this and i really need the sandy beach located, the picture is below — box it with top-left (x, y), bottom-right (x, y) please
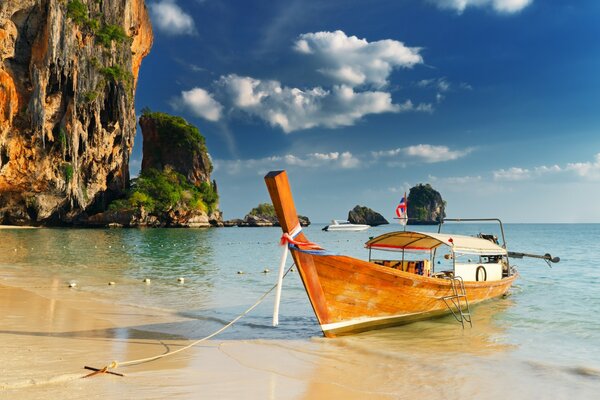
top-left (3, 278), bottom-right (599, 400)
top-left (0, 280), bottom-right (396, 399)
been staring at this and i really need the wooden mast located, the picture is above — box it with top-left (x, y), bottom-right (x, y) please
top-left (264, 170), bottom-right (332, 333)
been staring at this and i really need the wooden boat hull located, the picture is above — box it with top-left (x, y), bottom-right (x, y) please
top-left (291, 250), bottom-right (516, 337)
top-left (264, 170), bottom-right (517, 337)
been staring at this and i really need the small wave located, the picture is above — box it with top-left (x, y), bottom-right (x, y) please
top-left (567, 366), bottom-right (600, 379)
top-left (527, 361), bottom-right (600, 380)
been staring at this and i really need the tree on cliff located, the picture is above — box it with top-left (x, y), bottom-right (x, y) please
top-left (407, 184), bottom-right (446, 225)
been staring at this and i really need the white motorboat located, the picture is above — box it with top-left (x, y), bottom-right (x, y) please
top-left (322, 220), bottom-right (370, 232)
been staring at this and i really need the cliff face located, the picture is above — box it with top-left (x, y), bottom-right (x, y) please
top-left (347, 205), bottom-right (389, 226)
top-left (139, 113), bottom-right (212, 186)
top-left (0, 0), bottom-right (152, 225)
top-left (407, 183), bottom-right (446, 225)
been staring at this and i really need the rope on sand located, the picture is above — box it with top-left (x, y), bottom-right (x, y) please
top-left (83, 264), bottom-right (294, 378)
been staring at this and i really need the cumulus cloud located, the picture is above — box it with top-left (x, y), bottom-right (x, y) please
top-left (430, 0), bottom-right (533, 14)
top-left (372, 144), bottom-right (473, 163)
top-left (149, 0), bottom-right (196, 36)
top-left (175, 31), bottom-right (431, 132)
top-left (493, 167), bottom-right (531, 181)
top-left (491, 160), bottom-right (600, 182)
top-left (429, 174), bottom-right (483, 185)
top-left (294, 30), bottom-right (423, 88)
top-left (171, 88), bottom-right (223, 121)
top-left (216, 151), bottom-right (360, 175)
top-left (215, 74), bottom-right (423, 133)
top-left (565, 153), bottom-right (600, 180)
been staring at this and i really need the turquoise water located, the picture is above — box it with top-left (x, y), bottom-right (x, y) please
top-left (1, 223), bottom-right (599, 398)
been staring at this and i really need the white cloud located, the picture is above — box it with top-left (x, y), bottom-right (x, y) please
top-left (215, 151), bottom-right (360, 175)
top-left (429, 174), bottom-right (483, 184)
top-left (418, 78), bottom-right (451, 92)
top-left (149, 0), bottom-right (196, 36)
top-left (566, 153), bottom-right (600, 180)
top-left (294, 30), bottom-right (423, 88)
top-left (216, 74), bottom-right (421, 133)
top-left (172, 88), bottom-right (223, 121)
top-left (372, 144), bottom-right (473, 163)
top-left (492, 161), bottom-right (589, 182)
top-left (176, 31), bottom-right (430, 133)
top-left (493, 167), bottom-right (531, 181)
top-left (430, 0), bottom-right (533, 14)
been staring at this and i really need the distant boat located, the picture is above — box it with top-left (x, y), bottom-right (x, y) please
top-left (322, 220), bottom-right (370, 232)
top-left (265, 170), bottom-right (559, 337)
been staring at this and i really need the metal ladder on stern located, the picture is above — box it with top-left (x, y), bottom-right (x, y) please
top-left (441, 276), bottom-right (472, 328)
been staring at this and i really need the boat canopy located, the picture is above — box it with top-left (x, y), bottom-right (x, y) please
top-left (365, 231), bottom-right (507, 256)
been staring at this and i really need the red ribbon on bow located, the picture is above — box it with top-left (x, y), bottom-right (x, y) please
top-left (280, 232), bottom-right (324, 250)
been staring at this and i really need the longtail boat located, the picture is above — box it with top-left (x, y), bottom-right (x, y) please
top-left (265, 170), bottom-right (558, 337)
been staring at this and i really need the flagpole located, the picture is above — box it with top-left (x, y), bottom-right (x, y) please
top-left (404, 192), bottom-right (407, 231)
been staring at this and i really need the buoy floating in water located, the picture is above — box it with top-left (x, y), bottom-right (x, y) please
top-left (237, 271), bottom-right (244, 275)
top-left (143, 278), bottom-right (151, 284)
top-left (177, 277), bottom-right (185, 283)
top-left (263, 268), bottom-right (270, 273)
top-left (108, 281), bottom-right (116, 286)
top-left (68, 282), bottom-right (77, 288)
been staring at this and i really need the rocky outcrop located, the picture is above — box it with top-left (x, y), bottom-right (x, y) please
top-left (224, 203), bottom-right (310, 227)
top-left (348, 205), bottom-right (388, 226)
top-left (407, 183), bottom-right (446, 225)
top-left (83, 111), bottom-right (223, 228)
top-left (85, 207), bottom-right (223, 228)
top-left (0, 0), bottom-right (153, 225)
top-left (224, 214), bottom-right (311, 227)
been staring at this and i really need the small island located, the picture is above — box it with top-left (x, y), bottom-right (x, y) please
top-left (85, 110), bottom-right (222, 227)
top-left (224, 203), bottom-right (310, 227)
top-left (407, 183), bottom-right (446, 225)
top-left (347, 205), bottom-right (389, 226)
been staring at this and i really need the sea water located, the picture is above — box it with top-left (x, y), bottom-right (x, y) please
top-left (1, 223), bottom-right (599, 399)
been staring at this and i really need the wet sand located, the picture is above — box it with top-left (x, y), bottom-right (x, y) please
top-left (0, 280), bottom-right (396, 399)
top-left (3, 280), bottom-right (600, 400)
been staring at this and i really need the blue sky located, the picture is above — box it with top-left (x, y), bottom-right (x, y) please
top-left (134, 0), bottom-right (600, 223)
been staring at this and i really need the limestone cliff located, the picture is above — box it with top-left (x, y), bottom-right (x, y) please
top-left (407, 183), bottom-right (446, 225)
top-left (0, 0), bottom-right (152, 225)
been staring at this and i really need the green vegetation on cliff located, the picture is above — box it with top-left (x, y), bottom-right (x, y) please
top-left (109, 167), bottom-right (218, 214)
top-left (67, 0), bottom-right (130, 47)
top-left (249, 203), bottom-right (276, 218)
top-left (141, 109), bottom-right (210, 168)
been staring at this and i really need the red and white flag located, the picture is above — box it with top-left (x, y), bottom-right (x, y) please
top-left (395, 193), bottom-right (407, 225)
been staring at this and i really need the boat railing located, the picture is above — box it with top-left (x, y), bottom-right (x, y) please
top-left (437, 217), bottom-right (510, 277)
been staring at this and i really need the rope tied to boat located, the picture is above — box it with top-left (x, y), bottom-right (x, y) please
top-left (84, 264), bottom-right (294, 378)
